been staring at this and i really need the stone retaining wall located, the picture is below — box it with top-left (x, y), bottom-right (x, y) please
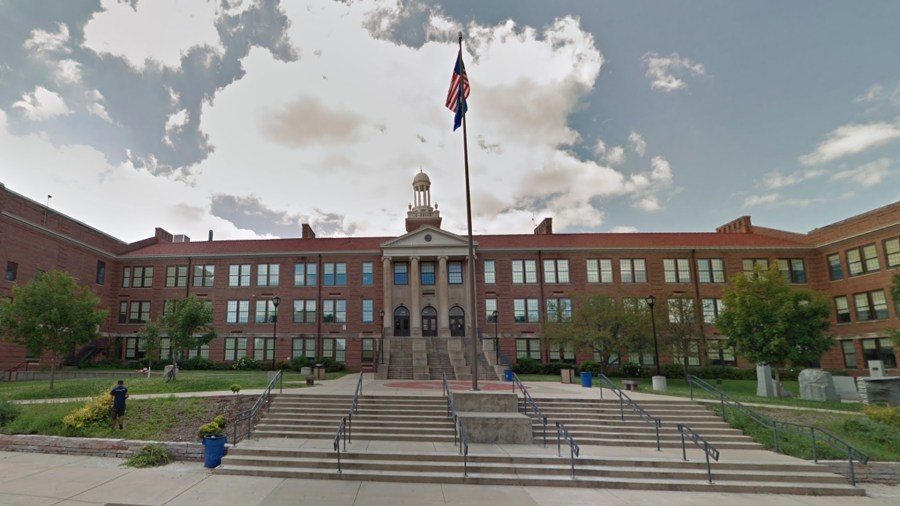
top-left (0, 434), bottom-right (204, 461)
top-left (823, 461), bottom-right (900, 483)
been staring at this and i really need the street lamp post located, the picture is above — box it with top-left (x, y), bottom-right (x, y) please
top-left (645, 294), bottom-right (660, 375)
top-left (492, 310), bottom-right (499, 365)
top-left (379, 309), bottom-right (385, 365)
top-left (271, 295), bottom-right (281, 370)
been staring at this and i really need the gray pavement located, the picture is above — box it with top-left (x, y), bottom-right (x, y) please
top-left (2, 374), bottom-right (898, 505)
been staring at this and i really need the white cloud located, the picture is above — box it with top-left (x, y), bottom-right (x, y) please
top-left (163, 109), bottom-right (189, 146)
top-left (12, 86), bottom-right (71, 120)
top-left (649, 156), bottom-right (672, 183)
top-left (629, 131), bottom-right (647, 156)
top-left (744, 193), bottom-right (780, 207)
top-left (605, 145), bottom-right (625, 165)
top-left (635, 195), bottom-right (660, 211)
top-left (641, 52), bottom-right (706, 92)
top-left (854, 82), bottom-right (900, 106)
top-left (762, 168), bottom-right (826, 189)
top-left (831, 158), bottom-right (892, 187)
top-left (55, 59), bottom-right (82, 83)
top-left (800, 123), bottom-right (900, 165)
top-left (85, 89), bottom-right (112, 123)
top-left (23, 23), bottom-right (70, 55)
top-left (593, 138), bottom-right (606, 157)
top-left (610, 225), bottom-right (638, 233)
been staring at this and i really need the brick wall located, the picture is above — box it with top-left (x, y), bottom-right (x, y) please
top-left (0, 434), bottom-right (203, 461)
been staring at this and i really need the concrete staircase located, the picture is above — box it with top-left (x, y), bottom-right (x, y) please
top-left (426, 337), bottom-right (455, 380)
top-left (386, 339), bottom-right (413, 380)
top-left (252, 394), bottom-right (456, 442)
top-left (531, 398), bottom-right (759, 450)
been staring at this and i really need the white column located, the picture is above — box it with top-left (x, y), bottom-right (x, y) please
top-left (382, 257), bottom-right (392, 335)
top-left (438, 256), bottom-right (449, 333)
top-left (410, 256), bottom-right (420, 336)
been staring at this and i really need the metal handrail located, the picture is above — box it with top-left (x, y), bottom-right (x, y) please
top-left (351, 371), bottom-right (363, 416)
top-left (230, 369), bottom-right (283, 443)
top-left (442, 373), bottom-right (469, 475)
top-left (511, 373), bottom-right (548, 446)
top-left (556, 421), bottom-right (580, 479)
top-left (676, 423), bottom-right (720, 483)
top-left (688, 375), bottom-right (868, 485)
top-left (596, 374), bottom-right (662, 451)
top-left (333, 416), bottom-right (347, 473)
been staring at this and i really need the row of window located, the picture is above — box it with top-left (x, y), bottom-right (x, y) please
top-left (514, 339), bottom-right (736, 366)
top-left (833, 289), bottom-right (897, 323)
top-left (827, 237), bottom-right (900, 281)
top-left (124, 336), bottom-right (359, 363)
top-left (122, 262), bottom-right (375, 289)
top-left (840, 338), bottom-right (897, 369)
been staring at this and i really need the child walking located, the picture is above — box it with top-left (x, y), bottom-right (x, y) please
top-left (110, 379), bottom-right (129, 430)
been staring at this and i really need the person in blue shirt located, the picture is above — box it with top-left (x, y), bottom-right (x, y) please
top-left (110, 379), bottom-right (129, 430)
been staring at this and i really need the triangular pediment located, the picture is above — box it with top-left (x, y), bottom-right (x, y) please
top-left (381, 225), bottom-right (474, 257)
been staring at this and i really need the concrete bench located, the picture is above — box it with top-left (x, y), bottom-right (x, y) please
top-left (623, 380), bottom-right (640, 391)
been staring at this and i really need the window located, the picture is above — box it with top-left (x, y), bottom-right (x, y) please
top-left (420, 261), bottom-right (435, 285)
top-left (667, 298), bottom-right (694, 324)
top-left (696, 258), bottom-right (725, 284)
top-left (292, 337), bottom-right (317, 359)
top-left (324, 262), bottom-right (346, 286)
top-left (253, 337), bottom-right (274, 362)
top-left (125, 266), bottom-right (153, 288)
top-left (362, 261), bottom-right (374, 286)
top-left (255, 299), bottom-right (278, 323)
top-left (186, 344), bottom-right (209, 359)
top-left (545, 298), bottom-right (572, 322)
top-left (4, 261), bottom-right (16, 282)
top-left (323, 299), bottom-right (347, 323)
top-left (224, 337), bottom-right (248, 361)
top-left (257, 263), bottom-right (280, 286)
top-left (34, 270), bottom-right (44, 283)
top-left (228, 264), bottom-right (251, 287)
top-left (861, 338), bottom-right (896, 369)
top-left (362, 338), bottom-right (375, 363)
top-left (548, 343), bottom-right (575, 363)
top-left (672, 342), bottom-right (701, 367)
top-left (448, 261), bottom-right (463, 284)
top-left (193, 264), bottom-right (215, 287)
top-left (127, 301), bottom-right (151, 324)
top-left (293, 262), bottom-right (317, 286)
top-left (118, 301), bottom-right (127, 323)
top-left (516, 338), bottom-right (541, 360)
top-left (854, 290), bottom-right (889, 321)
top-left (513, 298), bottom-right (540, 323)
top-left (742, 258), bottom-right (768, 275)
top-left (827, 254), bottom-right (843, 281)
top-left (165, 266), bottom-right (187, 288)
top-left (362, 299), bottom-right (374, 323)
top-left (885, 237), bottom-right (900, 268)
top-left (96, 261), bottom-right (106, 285)
top-left (543, 259), bottom-right (570, 284)
top-left (483, 260), bottom-right (496, 284)
top-left (706, 341), bottom-right (737, 366)
top-left (293, 300), bottom-right (317, 323)
top-left (511, 260), bottom-right (537, 284)
top-left (226, 300), bottom-right (250, 324)
top-left (586, 259), bottom-right (613, 283)
top-left (834, 296), bottom-right (851, 323)
top-left (393, 262), bottom-right (408, 285)
top-left (627, 351), bottom-right (656, 367)
top-left (323, 338), bottom-right (347, 363)
top-left (125, 337), bottom-right (146, 360)
top-left (777, 259), bottom-right (807, 283)
top-left (159, 337), bottom-right (171, 360)
top-left (841, 340), bottom-right (858, 369)
top-left (485, 298), bottom-right (497, 322)
top-left (620, 259), bottom-right (647, 283)
top-left (847, 244), bottom-right (880, 276)
top-left (701, 298), bottom-right (723, 323)
top-left (623, 297), bottom-right (649, 311)
top-left (594, 350), bottom-right (620, 366)
top-left (663, 258), bottom-right (691, 283)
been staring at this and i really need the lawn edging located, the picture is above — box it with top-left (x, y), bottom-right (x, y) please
top-left (0, 434), bottom-right (203, 461)
top-left (822, 460), bottom-right (900, 483)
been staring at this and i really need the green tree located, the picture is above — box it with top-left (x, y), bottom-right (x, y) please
top-left (0, 270), bottom-right (108, 389)
top-left (716, 266), bottom-right (832, 396)
top-left (889, 273), bottom-right (900, 349)
top-left (659, 297), bottom-right (702, 382)
top-left (541, 294), bottom-right (649, 374)
top-left (140, 295), bottom-right (216, 378)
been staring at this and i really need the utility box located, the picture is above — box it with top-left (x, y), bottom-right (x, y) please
top-left (868, 360), bottom-right (885, 378)
top-left (561, 368), bottom-right (574, 384)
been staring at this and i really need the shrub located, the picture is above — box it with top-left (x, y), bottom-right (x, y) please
top-left (63, 387), bottom-right (114, 429)
top-left (314, 357), bottom-right (346, 373)
top-left (198, 422), bottom-right (223, 438)
top-left (840, 417), bottom-right (900, 447)
top-left (231, 357), bottom-right (263, 371)
top-left (621, 362), bottom-right (643, 378)
top-left (292, 356), bottom-right (310, 371)
top-left (0, 400), bottom-right (21, 426)
top-left (214, 414), bottom-right (226, 430)
top-left (541, 361), bottom-right (572, 375)
top-left (182, 356), bottom-right (213, 370)
top-left (274, 360), bottom-right (292, 370)
top-left (863, 405), bottom-right (900, 428)
top-left (661, 363), bottom-right (686, 379)
top-left (578, 361), bottom-right (601, 375)
top-left (513, 357), bottom-right (542, 375)
top-left (126, 444), bottom-right (172, 468)
top-left (230, 384), bottom-right (241, 394)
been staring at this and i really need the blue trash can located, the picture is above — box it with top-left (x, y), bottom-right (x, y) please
top-left (203, 434), bottom-right (227, 468)
top-left (580, 371), bottom-right (593, 388)
top-left (503, 369), bottom-right (514, 382)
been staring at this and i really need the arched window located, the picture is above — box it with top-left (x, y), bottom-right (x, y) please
top-left (422, 306), bottom-right (437, 336)
top-left (449, 306), bottom-right (465, 336)
top-left (394, 306), bottom-right (410, 336)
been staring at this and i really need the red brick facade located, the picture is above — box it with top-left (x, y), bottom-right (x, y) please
top-left (1, 177), bottom-right (898, 376)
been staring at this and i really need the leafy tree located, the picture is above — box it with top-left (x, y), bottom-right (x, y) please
top-left (140, 295), bottom-right (216, 380)
top-left (0, 270), bottom-right (108, 389)
top-left (716, 266), bottom-right (832, 397)
top-left (659, 297), bottom-right (702, 381)
top-left (889, 273), bottom-right (900, 349)
top-left (541, 294), bottom-right (649, 374)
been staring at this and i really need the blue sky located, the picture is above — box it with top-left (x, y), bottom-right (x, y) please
top-left (0, 0), bottom-right (898, 242)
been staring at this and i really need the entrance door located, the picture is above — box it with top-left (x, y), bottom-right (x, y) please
top-left (422, 307), bottom-right (437, 336)
top-left (394, 306), bottom-right (410, 336)
top-left (449, 306), bottom-right (465, 336)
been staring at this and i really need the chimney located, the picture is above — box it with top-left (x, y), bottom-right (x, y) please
top-left (208, 230), bottom-right (213, 241)
top-left (301, 223), bottom-right (316, 239)
top-left (533, 217), bottom-right (553, 235)
top-left (716, 216), bottom-right (753, 233)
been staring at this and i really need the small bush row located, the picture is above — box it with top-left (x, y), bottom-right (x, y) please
top-left (512, 358), bottom-right (828, 381)
top-left (198, 414), bottom-right (227, 439)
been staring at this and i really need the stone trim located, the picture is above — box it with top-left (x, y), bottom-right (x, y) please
top-left (0, 434), bottom-right (203, 461)
top-left (822, 461), bottom-right (900, 484)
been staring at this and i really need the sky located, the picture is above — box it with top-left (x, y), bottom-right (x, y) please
top-left (1, 0), bottom-right (899, 244)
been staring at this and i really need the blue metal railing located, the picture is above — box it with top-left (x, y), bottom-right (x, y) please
top-left (596, 374), bottom-right (662, 451)
top-left (333, 372), bottom-right (365, 473)
top-left (231, 369), bottom-right (283, 443)
top-left (442, 372), bottom-right (469, 475)
top-left (511, 373), bottom-right (548, 446)
top-left (555, 421), bottom-right (580, 479)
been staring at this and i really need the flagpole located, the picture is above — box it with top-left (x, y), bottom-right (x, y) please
top-left (458, 32), bottom-right (479, 392)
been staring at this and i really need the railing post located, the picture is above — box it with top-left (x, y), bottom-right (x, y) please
top-left (811, 427), bottom-right (818, 463)
top-left (680, 428), bottom-right (687, 461)
top-left (689, 377), bottom-right (694, 400)
top-left (655, 420), bottom-right (661, 452)
top-left (705, 442), bottom-right (713, 483)
top-left (279, 370), bottom-right (283, 394)
top-left (619, 395), bottom-right (624, 421)
top-left (556, 422), bottom-right (562, 457)
top-left (849, 455), bottom-right (856, 486)
top-left (542, 416), bottom-right (547, 448)
top-left (773, 423), bottom-right (780, 453)
top-left (720, 393), bottom-right (726, 422)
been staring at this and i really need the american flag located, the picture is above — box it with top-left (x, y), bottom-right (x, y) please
top-left (445, 50), bottom-right (470, 130)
